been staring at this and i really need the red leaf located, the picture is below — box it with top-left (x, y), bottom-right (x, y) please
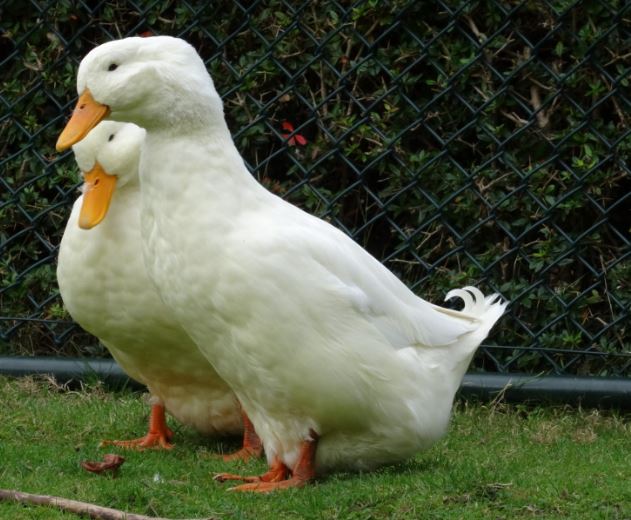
top-left (280, 121), bottom-right (307, 146)
top-left (81, 454), bottom-right (125, 475)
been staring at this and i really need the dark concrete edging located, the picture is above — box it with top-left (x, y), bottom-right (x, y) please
top-left (1, 356), bottom-right (630, 408)
top-left (458, 372), bottom-right (631, 408)
top-left (0, 356), bottom-right (143, 390)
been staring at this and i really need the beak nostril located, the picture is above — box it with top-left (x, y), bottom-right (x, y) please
top-left (94, 178), bottom-right (100, 186)
top-left (79, 104), bottom-right (86, 110)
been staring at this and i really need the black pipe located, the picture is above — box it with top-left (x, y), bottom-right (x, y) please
top-left (1, 356), bottom-right (630, 408)
top-left (459, 372), bottom-right (631, 409)
top-left (0, 356), bottom-right (143, 390)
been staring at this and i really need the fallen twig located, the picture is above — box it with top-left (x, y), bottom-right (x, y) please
top-left (0, 489), bottom-right (210, 520)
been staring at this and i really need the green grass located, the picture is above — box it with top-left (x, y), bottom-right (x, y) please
top-left (0, 376), bottom-right (629, 520)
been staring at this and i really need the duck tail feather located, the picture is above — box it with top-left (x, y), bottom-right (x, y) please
top-left (445, 286), bottom-right (508, 320)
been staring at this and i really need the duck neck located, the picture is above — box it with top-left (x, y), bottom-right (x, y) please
top-left (142, 121), bottom-right (258, 187)
top-left (138, 123), bottom-right (264, 242)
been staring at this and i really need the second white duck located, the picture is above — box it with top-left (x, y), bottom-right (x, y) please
top-left (58, 120), bottom-right (261, 458)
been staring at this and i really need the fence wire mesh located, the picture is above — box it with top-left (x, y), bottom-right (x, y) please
top-left (1, 0), bottom-right (629, 377)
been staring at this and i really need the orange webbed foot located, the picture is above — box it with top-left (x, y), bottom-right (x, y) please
top-left (228, 476), bottom-right (310, 493)
top-left (100, 403), bottom-right (174, 451)
top-left (216, 429), bottom-right (319, 493)
top-left (99, 431), bottom-right (174, 450)
top-left (220, 445), bottom-right (263, 462)
top-left (214, 456), bottom-right (288, 483)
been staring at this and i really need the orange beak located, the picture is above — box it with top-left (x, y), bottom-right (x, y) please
top-left (79, 162), bottom-right (117, 229)
top-left (56, 89), bottom-right (110, 152)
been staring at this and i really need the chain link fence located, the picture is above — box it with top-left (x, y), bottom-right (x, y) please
top-left (1, 0), bottom-right (629, 378)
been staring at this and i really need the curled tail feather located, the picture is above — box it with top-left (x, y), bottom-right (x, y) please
top-left (438, 285), bottom-right (507, 355)
top-left (444, 286), bottom-right (507, 319)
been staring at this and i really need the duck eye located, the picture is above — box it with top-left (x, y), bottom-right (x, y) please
top-left (108, 134), bottom-right (115, 142)
top-left (108, 63), bottom-right (118, 71)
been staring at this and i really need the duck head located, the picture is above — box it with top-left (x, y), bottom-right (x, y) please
top-left (57, 36), bottom-right (222, 151)
top-left (72, 121), bottom-right (146, 229)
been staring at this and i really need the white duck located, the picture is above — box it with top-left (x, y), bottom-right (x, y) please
top-left (57, 120), bottom-right (262, 458)
top-left (57, 36), bottom-right (507, 492)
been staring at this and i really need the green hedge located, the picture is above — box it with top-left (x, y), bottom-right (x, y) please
top-left (1, 0), bottom-right (629, 375)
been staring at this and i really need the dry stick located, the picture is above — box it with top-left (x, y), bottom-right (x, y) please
top-left (465, 15), bottom-right (486, 43)
top-left (529, 85), bottom-right (549, 129)
top-left (0, 489), bottom-right (209, 520)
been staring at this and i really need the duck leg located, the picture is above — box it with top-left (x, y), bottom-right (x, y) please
top-left (221, 409), bottom-right (263, 462)
top-left (226, 430), bottom-right (319, 493)
top-left (100, 403), bottom-right (174, 450)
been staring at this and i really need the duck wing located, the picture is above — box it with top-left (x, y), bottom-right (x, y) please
top-left (233, 201), bottom-right (496, 352)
